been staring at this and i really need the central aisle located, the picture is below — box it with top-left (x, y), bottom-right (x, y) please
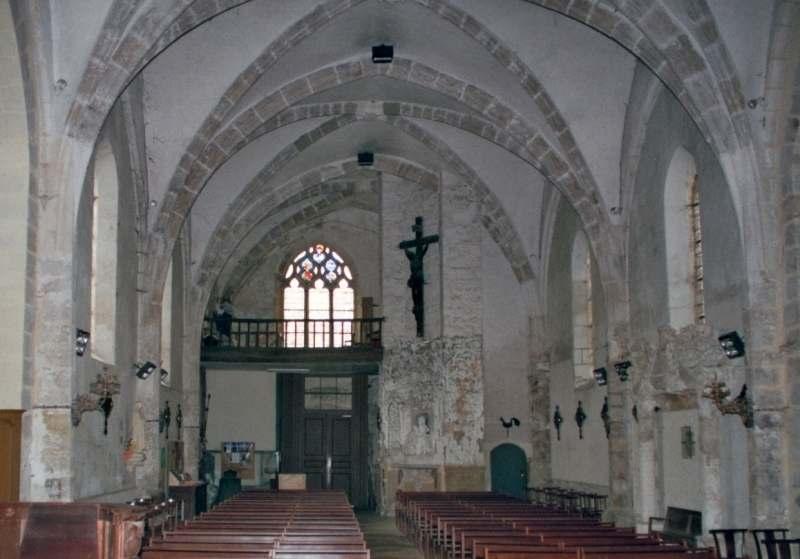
top-left (357, 512), bottom-right (423, 559)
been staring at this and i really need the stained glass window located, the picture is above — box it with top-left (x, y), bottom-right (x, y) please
top-left (282, 244), bottom-right (355, 348)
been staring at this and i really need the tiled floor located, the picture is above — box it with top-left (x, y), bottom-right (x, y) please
top-left (358, 512), bottom-right (423, 559)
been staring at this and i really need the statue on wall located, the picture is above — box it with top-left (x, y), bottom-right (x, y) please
top-left (123, 401), bottom-right (147, 471)
top-left (398, 216), bottom-right (439, 337)
top-left (404, 413), bottom-right (435, 456)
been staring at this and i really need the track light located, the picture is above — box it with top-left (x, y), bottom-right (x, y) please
top-left (134, 361), bottom-right (157, 380)
top-left (593, 367), bottom-right (607, 386)
top-left (614, 361), bottom-right (632, 382)
top-left (718, 331), bottom-right (745, 359)
top-left (371, 44), bottom-right (393, 63)
top-left (357, 152), bottom-right (374, 166)
top-left (75, 329), bottom-right (90, 356)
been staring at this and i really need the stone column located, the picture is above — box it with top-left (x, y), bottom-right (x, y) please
top-left (380, 173), bottom-right (440, 342)
top-left (439, 174), bottom-right (481, 338)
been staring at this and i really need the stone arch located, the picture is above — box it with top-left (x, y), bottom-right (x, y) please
top-left (230, 196), bottom-right (374, 307)
top-left (144, 64), bottom-right (621, 326)
top-left (195, 115), bottom-right (536, 303)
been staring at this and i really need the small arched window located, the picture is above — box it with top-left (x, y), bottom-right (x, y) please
top-left (282, 244), bottom-right (354, 348)
top-left (90, 138), bottom-right (119, 363)
top-left (572, 230), bottom-right (594, 386)
top-left (664, 147), bottom-right (705, 327)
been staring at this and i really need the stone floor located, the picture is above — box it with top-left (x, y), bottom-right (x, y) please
top-left (357, 512), bottom-right (423, 559)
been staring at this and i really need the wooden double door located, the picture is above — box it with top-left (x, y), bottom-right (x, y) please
top-left (278, 374), bottom-right (368, 509)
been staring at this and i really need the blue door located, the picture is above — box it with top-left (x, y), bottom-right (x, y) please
top-left (490, 443), bottom-right (528, 500)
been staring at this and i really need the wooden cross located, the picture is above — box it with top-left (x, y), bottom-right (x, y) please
top-left (398, 216), bottom-right (439, 337)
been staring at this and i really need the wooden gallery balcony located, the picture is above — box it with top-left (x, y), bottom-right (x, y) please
top-left (201, 317), bottom-right (384, 368)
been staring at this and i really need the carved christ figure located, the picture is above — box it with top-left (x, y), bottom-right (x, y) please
top-left (398, 216), bottom-right (439, 337)
top-left (404, 243), bottom-right (427, 331)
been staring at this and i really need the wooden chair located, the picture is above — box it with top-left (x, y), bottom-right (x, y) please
top-left (751, 529), bottom-right (790, 559)
top-left (760, 538), bottom-right (800, 559)
top-left (710, 528), bottom-right (749, 559)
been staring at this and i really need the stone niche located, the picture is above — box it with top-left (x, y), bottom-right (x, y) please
top-left (378, 336), bottom-right (485, 514)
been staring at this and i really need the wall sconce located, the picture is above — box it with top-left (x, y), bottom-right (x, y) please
top-left (593, 367), bottom-right (608, 386)
top-left (553, 405), bottom-right (563, 441)
top-left (372, 44), bottom-right (393, 63)
top-left (358, 152), bottom-right (374, 166)
top-left (614, 361), bottom-right (632, 382)
top-left (135, 361), bottom-right (157, 380)
top-left (71, 371), bottom-right (121, 435)
top-left (75, 329), bottom-right (90, 356)
top-left (160, 368), bottom-right (170, 386)
top-left (718, 331), bottom-right (745, 359)
top-left (702, 380), bottom-right (753, 428)
top-left (575, 401), bottom-right (587, 439)
top-left (600, 397), bottom-right (610, 438)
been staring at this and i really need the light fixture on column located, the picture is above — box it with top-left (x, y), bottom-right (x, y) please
top-left (718, 331), bottom-right (745, 359)
top-left (371, 44), bottom-right (393, 63)
top-left (160, 368), bottom-right (170, 386)
top-left (75, 329), bottom-right (90, 356)
top-left (358, 152), bottom-right (374, 166)
top-left (592, 367), bottom-right (607, 386)
top-left (134, 361), bottom-right (157, 380)
top-left (614, 361), bottom-right (632, 382)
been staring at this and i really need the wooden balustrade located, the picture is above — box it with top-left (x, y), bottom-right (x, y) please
top-left (202, 317), bottom-right (384, 351)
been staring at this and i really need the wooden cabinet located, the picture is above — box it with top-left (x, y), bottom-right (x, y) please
top-left (0, 502), bottom-right (147, 559)
top-left (0, 410), bottom-right (23, 501)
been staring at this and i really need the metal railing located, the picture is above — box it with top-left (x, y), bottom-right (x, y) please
top-left (202, 317), bottom-right (384, 350)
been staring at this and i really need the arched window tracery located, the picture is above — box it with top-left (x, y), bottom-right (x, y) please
top-left (282, 243), bottom-right (354, 348)
top-left (664, 147), bottom-right (705, 327)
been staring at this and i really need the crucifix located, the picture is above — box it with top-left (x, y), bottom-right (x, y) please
top-left (398, 216), bottom-right (439, 337)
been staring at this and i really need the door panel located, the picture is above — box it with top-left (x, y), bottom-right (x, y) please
top-left (490, 443), bottom-right (528, 500)
top-left (332, 417), bottom-right (352, 455)
top-left (279, 374), bottom-right (368, 509)
top-left (304, 417), bottom-right (325, 456)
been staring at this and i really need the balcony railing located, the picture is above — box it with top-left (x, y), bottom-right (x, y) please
top-left (202, 317), bottom-right (384, 351)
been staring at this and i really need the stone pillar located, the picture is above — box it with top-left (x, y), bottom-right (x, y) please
top-left (378, 174), bottom-right (485, 514)
top-left (439, 174), bottom-right (481, 337)
top-left (380, 173), bottom-right (440, 342)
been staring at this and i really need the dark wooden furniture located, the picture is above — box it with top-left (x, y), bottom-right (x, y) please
top-left (0, 410), bottom-right (23, 501)
top-left (752, 529), bottom-right (791, 559)
top-left (710, 528), bottom-right (748, 558)
top-left (142, 489), bottom-right (370, 558)
top-left (761, 538), bottom-right (800, 559)
top-left (169, 480), bottom-right (206, 520)
top-left (649, 507), bottom-right (703, 547)
top-left (397, 491), bottom-right (713, 559)
top-left (0, 501), bottom-right (148, 559)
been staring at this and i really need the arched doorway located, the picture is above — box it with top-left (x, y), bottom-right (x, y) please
top-left (490, 443), bottom-right (528, 500)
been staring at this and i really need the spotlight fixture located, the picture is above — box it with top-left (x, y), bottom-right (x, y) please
top-left (75, 329), bottom-right (91, 356)
top-left (614, 361), bottom-right (632, 382)
top-left (718, 331), bottom-right (745, 359)
top-left (134, 361), bottom-right (157, 380)
top-left (592, 367), bottom-right (608, 386)
top-left (357, 152), bottom-right (374, 166)
top-left (371, 44), bottom-right (393, 63)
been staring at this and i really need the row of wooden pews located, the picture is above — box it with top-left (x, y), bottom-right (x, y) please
top-left (397, 491), bottom-right (714, 559)
top-left (142, 489), bottom-right (370, 559)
